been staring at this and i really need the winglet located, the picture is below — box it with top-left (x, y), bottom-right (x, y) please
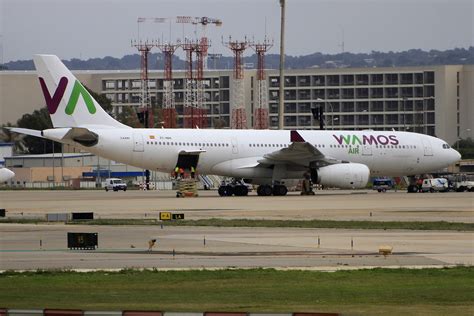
top-left (290, 130), bottom-right (305, 143)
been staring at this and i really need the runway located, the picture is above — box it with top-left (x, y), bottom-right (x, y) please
top-left (0, 190), bottom-right (472, 271)
top-left (1, 189), bottom-right (473, 222)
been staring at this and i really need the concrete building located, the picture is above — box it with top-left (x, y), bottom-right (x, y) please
top-left (1, 65), bottom-right (472, 145)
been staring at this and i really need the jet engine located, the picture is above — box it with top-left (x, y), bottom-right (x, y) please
top-left (316, 163), bottom-right (370, 189)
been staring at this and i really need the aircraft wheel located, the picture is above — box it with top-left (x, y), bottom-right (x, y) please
top-left (407, 185), bottom-right (417, 193)
top-left (218, 186), bottom-right (227, 196)
top-left (236, 185), bottom-right (249, 196)
top-left (225, 186), bottom-right (234, 196)
top-left (257, 185), bottom-right (272, 196)
top-left (273, 185), bottom-right (288, 196)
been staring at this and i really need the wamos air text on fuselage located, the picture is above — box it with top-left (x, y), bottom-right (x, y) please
top-left (9, 55), bottom-right (461, 195)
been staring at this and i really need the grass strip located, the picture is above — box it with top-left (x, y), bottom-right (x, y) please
top-left (0, 267), bottom-right (473, 315)
top-left (1, 217), bottom-right (473, 231)
top-left (9, 217), bottom-right (468, 231)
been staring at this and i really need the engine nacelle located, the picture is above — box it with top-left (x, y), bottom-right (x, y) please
top-left (317, 163), bottom-right (370, 189)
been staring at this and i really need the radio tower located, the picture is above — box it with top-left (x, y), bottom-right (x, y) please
top-left (156, 40), bottom-right (180, 128)
top-left (250, 36), bottom-right (273, 129)
top-left (131, 39), bottom-right (156, 128)
top-left (177, 16), bottom-right (221, 128)
top-left (223, 36), bottom-right (250, 129)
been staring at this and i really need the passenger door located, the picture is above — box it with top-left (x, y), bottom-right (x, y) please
top-left (133, 133), bottom-right (144, 152)
top-left (421, 138), bottom-right (433, 156)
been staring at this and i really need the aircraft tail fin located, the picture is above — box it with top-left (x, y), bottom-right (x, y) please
top-left (34, 54), bottom-right (128, 129)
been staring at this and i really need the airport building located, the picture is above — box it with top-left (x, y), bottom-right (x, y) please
top-left (1, 64), bottom-right (473, 145)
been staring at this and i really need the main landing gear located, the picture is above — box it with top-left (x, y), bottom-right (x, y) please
top-left (218, 179), bottom-right (249, 197)
top-left (256, 184), bottom-right (288, 196)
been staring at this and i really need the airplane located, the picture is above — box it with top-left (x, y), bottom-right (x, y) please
top-left (8, 55), bottom-right (461, 196)
top-left (0, 167), bottom-right (15, 182)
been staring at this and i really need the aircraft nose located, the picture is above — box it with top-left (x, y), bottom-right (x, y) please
top-left (452, 149), bottom-right (461, 161)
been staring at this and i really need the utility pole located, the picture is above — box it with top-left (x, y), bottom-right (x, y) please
top-left (278, 0), bottom-right (286, 130)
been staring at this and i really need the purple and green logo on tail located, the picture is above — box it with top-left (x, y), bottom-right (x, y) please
top-left (39, 76), bottom-right (96, 115)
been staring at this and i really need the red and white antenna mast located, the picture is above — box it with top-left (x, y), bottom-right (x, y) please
top-left (250, 36), bottom-right (273, 129)
top-left (156, 39), bottom-right (180, 128)
top-left (177, 17), bottom-right (221, 128)
top-left (223, 36), bottom-right (250, 129)
top-left (131, 38), bottom-right (155, 128)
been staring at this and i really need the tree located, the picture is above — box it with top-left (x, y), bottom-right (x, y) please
top-left (453, 138), bottom-right (474, 159)
top-left (16, 108), bottom-right (61, 154)
top-left (0, 123), bottom-right (27, 153)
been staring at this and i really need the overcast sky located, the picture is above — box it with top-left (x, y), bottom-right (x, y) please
top-left (1, 0), bottom-right (473, 62)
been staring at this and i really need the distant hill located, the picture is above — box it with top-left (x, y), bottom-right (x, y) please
top-left (2, 47), bottom-right (473, 71)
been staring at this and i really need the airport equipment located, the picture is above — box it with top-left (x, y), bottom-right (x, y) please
top-left (420, 178), bottom-right (449, 193)
top-left (160, 212), bottom-right (171, 220)
top-left (156, 40), bottom-right (180, 128)
top-left (46, 213), bottom-right (68, 222)
top-left (71, 212), bottom-right (94, 220)
top-left (379, 245), bottom-right (393, 256)
top-left (372, 178), bottom-right (394, 192)
top-left (67, 232), bottom-right (98, 250)
top-left (172, 213), bottom-right (185, 220)
top-left (223, 36), bottom-right (251, 129)
top-left (181, 38), bottom-right (208, 128)
top-left (218, 178), bottom-right (251, 196)
top-left (250, 36), bottom-right (273, 129)
top-left (176, 179), bottom-right (198, 197)
top-left (0, 209), bottom-right (5, 217)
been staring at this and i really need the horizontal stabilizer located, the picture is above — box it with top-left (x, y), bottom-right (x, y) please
top-left (6, 127), bottom-right (44, 138)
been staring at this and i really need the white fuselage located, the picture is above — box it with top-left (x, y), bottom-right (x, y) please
top-left (66, 128), bottom-right (459, 180)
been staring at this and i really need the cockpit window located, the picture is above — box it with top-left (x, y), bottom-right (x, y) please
top-left (442, 144), bottom-right (450, 149)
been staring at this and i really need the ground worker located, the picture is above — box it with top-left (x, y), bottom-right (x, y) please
top-left (191, 166), bottom-right (196, 179)
top-left (179, 167), bottom-right (185, 179)
top-left (174, 166), bottom-right (179, 179)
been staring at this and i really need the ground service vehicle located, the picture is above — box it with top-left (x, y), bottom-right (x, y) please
top-left (420, 178), bottom-right (448, 193)
top-left (105, 178), bottom-right (127, 192)
top-left (373, 178), bottom-right (394, 192)
top-left (452, 174), bottom-right (474, 192)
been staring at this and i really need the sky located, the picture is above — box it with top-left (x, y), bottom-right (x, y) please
top-left (0, 0), bottom-right (473, 63)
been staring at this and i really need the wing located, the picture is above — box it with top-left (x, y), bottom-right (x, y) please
top-left (257, 130), bottom-right (340, 168)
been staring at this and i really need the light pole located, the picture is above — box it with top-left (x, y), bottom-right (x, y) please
top-left (317, 98), bottom-right (334, 130)
top-left (278, 0), bottom-right (286, 130)
top-left (402, 97), bottom-right (407, 131)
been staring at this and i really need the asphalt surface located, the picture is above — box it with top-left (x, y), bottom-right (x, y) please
top-left (1, 189), bottom-right (473, 222)
top-left (0, 189), bottom-right (472, 270)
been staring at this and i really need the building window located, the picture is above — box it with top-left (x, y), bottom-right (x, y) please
top-left (327, 75), bottom-right (340, 86)
top-left (104, 80), bottom-right (115, 90)
top-left (312, 75), bottom-right (325, 86)
top-left (424, 71), bottom-right (435, 84)
top-left (385, 74), bottom-right (398, 85)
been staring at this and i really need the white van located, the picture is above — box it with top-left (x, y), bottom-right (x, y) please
top-left (105, 178), bottom-right (127, 192)
top-left (421, 178), bottom-right (448, 193)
